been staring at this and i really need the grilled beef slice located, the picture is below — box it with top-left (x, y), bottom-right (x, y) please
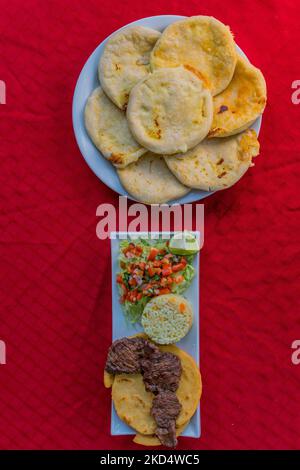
top-left (105, 337), bottom-right (146, 374)
top-left (151, 391), bottom-right (182, 447)
top-left (141, 350), bottom-right (182, 393)
top-left (105, 337), bottom-right (159, 374)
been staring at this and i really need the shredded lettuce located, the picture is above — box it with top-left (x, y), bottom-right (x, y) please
top-left (118, 240), bottom-right (148, 264)
top-left (123, 297), bottom-right (150, 324)
top-left (172, 264), bottom-right (195, 294)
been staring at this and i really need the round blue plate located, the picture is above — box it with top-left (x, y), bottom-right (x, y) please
top-left (72, 15), bottom-right (262, 205)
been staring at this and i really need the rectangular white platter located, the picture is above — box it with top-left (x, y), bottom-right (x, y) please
top-left (110, 231), bottom-right (201, 438)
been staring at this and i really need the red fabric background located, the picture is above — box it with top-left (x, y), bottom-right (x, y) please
top-left (0, 0), bottom-right (300, 450)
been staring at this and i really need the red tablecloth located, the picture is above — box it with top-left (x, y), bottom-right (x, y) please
top-left (0, 0), bottom-right (299, 450)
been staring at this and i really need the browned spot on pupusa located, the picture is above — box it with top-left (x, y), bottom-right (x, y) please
top-left (122, 93), bottom-right (130, 111)
top-left (109, 153), bottom-right (124, 165)
top-left (183, 64), bottom-right (210, 89)
top-left (115, 63), bottom-right (121, 71)
top-left (208, 127), bottom-right (222, 137)
top-left (217, 105), bottom-right (228, 114)
top-left (149, 116), bottom-right (161, 139)
top-left (217, 158), bottom-right (224, 165)
top-left (258, 97), bottom-right (266, 106)
top-left (218, 171), bottom-right (227, 178)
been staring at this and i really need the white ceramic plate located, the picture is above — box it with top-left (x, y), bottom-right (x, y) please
top-left (110, 232), bottom-right (200, 439)
top-left (73, 15), bottom-right (262, 204)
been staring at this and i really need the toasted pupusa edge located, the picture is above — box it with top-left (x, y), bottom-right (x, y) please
top-left (209, 56), bottom-right (267, 138)
top-left (99, 26), bottom-right (161, 110)
top-left (165, 129), bottom-right (260, 191)
top-left (209, 119), bottom-right (257, 139)
top-left (117, 152), bottom-right (190, 205)
top-left (150, 15), bottom-right (237, 96)
top-left (133, 421), bottom-right (189, 447)
top-left (104, 370), bottom-right (114, 388)
top-left (84, 87), bottom-right (147, 168)
top-left (126, 66), bottom-right (213, 155)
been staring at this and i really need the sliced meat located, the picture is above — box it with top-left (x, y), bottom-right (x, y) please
top-left (105, 337), bottom-right (146, 374)
top-left (151, 390), bottom-right (182, 447)
top-left (141, 350), bottom-right (182, 393)
top-left (105, 337), bottom-right (159, 374)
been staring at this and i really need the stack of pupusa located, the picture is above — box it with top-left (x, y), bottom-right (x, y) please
top-left (85, 16), bottom-right (267, 204)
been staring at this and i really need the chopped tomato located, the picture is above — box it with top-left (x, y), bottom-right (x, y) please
top-left (162, 266), bottom-right (172, 277)
top-left (126, 289), bottom-right (139, 302)
top-left (172, 263), bottom-right (185, 273)
top-left (174, 274), bottom-right (184, 284)
top-left (116, 274), bottom-right (123, 284)
top-left (139, 262), bottom-right (146, 270)
top-left (161, 276), bottom-right (173, 286)
top-left (147, 267), bottom-right (156, 277)
top-left (153, 260), bottom-right (162, 268)
top-left (159, 288), bottom-right (171, 295)
top-left (123, 243), bottom-right (134, 253)
top-left (142, 283), bottom-right (152, 291)
top-left (123, 243), bottom-right (134, 257)
top-left (147, 247), bottom-right (159, 261)
top-left (128, 277), bottom-right (137, 287)
top-left (123, 243), bottom-right (143, 258)
top-left (148, 267), bottom-right (161, 277)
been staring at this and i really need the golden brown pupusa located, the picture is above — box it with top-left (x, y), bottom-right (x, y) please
top-left (209, 56), bottom-right (267, 138)
top-left (99, 26), bottom-right (161, 110)
top-left (150, 16), bottom-right (237, 96)
top-left (117, 152), bottom-right (190, 204)
top-left (165, 129), bottom-right (260, 191)
top-left (84, 87), bottom-right (147, 168)
top-left (126, 66), bottom-right (213, 155)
